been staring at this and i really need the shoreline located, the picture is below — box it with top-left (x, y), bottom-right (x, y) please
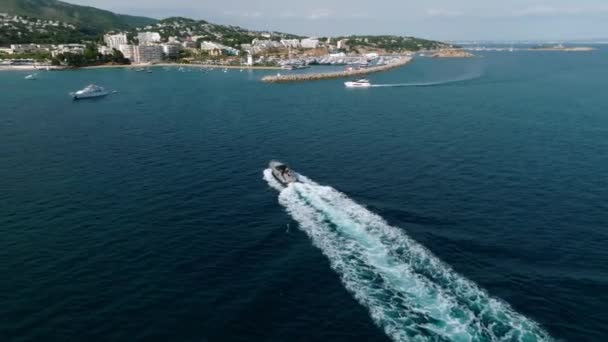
top-left (0, 63), bottom-right (282, 71)
top-left (82, 63), bottom-right (282, 70)
top-left (261, 56), bottom-right (413, 83)
top-left (0, 65), bottom-right (66, 71)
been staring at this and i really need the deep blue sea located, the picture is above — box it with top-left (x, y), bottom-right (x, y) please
top-left (1, 48), bottom-right (608, 342)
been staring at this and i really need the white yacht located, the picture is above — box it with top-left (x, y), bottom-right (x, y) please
top-left (71, 84), bottom-right (112, 100)
top-left (344, 79), bottom-right (371, 88)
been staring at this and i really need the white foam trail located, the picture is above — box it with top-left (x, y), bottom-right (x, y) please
top-left (371, 74), bottom-right (482, 88)
top-left (264, 169), bottom-right (552, 342)
top-left (263, 169), bottom-right (285, 191)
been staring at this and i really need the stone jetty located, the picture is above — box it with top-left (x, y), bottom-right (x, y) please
top-left (262, 56), bottom-right (413, 83)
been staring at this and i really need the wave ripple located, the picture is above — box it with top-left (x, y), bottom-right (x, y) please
top-left (264, 169), bottom-right (552, 342)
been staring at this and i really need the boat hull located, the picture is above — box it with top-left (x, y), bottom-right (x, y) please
top-left (73, 93), bottom-right (110, 100)
top-left (269, 161), bottom-right (298, 185)
top-left (345, 82), bottom-right (371, 88)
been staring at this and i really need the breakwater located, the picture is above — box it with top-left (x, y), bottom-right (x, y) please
top-left (262, 57), bottom-right (412, 83)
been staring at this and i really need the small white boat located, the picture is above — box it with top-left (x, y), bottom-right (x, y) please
top-left (269, 161), bottom-right (298, 185)
top-left (25, 73), bottom-right (37, 80)
top-left (71, 84), bottom-right (111, 100)
top-left (344, 79), bottom-right (371, 88)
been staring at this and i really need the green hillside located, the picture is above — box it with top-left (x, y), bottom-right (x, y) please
top-left (0, 0), bottom-right (157, 34)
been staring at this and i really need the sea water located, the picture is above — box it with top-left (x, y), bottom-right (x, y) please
top-left (1, 48), bottom-right (607, 341)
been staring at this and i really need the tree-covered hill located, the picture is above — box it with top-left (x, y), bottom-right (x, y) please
top-left (0, 0), bottom-right (157, 35)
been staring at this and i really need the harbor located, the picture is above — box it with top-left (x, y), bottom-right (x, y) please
top-left (261, 56), bottom-right (413, 83)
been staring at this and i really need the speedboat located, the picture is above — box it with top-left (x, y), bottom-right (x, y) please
top-left (71, 84), bottom-right (111, 100)
top-left (269, 161), bottom-right (298, 185)
top-left (25, 73), bottom-right (37, 80)
top-left (344, 79), bottom-right (371, 88)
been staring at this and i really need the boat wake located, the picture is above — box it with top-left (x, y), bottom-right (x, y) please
top-left (263, 169), bottom-right (552, 342)
top-left (371, 73), bottom-right (482, 88)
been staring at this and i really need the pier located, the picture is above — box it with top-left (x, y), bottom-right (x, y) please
top-left (261, 57), bottom-right (413, 83)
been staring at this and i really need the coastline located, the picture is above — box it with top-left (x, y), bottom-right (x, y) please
top-left (0, 65), bottom-right (66, 71)
top-left (262, 56), bottom-right (413, 83)
top-left (0, 63), bottom-right (282, 71)
top-left (82, 63), bottom-right (282, 70)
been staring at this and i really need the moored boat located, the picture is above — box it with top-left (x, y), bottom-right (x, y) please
top-left (71, 84), bottom-right (111, 100)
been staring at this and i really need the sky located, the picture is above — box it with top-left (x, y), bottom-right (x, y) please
top-left (68, 0), bottom-right (608, 41)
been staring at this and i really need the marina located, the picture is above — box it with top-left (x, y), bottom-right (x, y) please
top-left (262, 56), bottom-right (412, 83)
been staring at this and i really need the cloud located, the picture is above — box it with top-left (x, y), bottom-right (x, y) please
top-left (279, 11), bottom-right (296, 18)
top-left (512, 5), bottom-right (608, 17)
top-left (279, 9), bottom-right (368, 20)
top-left (426, 8), bottom-right (464, 18)
top-left (223, 10), bottom-right (263, 18)
top-left (308, 9), bottom-right (332, 20)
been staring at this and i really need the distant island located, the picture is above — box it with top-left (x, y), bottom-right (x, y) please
top-left (0, 0), bottom-right (456, 71)
top-left (529, 44), bottom-right (596, 52)
top-left (429, 49), bottom-right (474, 58)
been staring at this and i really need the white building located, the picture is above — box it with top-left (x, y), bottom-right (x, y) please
top-left (104, 33), bottom-right (127, 49)
top-left (51, 44), bottom-right (85, 57)
top-left (10, 44), bottom-right (52, 54)
top-left (200, 41), bottom-right (240, 56)
top-left (132, 44), bottom-right (163, 64)
top-left (280, 39), bottom-right (301, 48)
top-left (249, 39), bottom-right (283, 53)
top-left (300, 38), bottom-right (320, 49)
top-left (137, 32), bottom-right (161, 44)
top-left (337, 39), bottom-right (349, 50)
top-left (182, 41), bottom-right (198, 49)
top-left (118, 44), bottom-right (134, 60)
top-left (98, 46), bottom-right (113, 55)
top-left (161, 43), bottom-right (182, 58)
top-left (246, 54), bottom-right (253, 66)
top-left (200, 41), bottom-right (221, 51)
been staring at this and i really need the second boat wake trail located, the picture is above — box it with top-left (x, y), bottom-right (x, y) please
top-left (263, 169), bottom-right (552, 342)
top-left (371, 73), bottom-right (483, 88)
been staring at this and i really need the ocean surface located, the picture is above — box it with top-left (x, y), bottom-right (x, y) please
top-left (1, 48), bottom-right (608, 342)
